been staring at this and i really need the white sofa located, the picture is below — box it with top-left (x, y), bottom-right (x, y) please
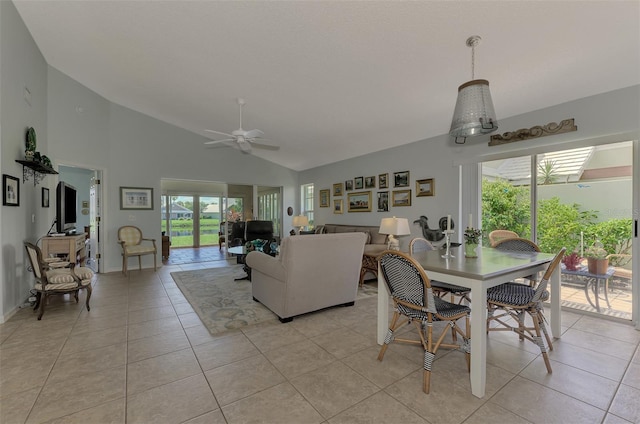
top-left (245, 232), bottom-right (367, 322)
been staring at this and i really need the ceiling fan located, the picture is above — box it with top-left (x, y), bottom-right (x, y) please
top-left (204, 98), bottom-right (278, 153)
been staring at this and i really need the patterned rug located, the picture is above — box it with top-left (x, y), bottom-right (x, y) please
top-left (171, 265), bottom-right (378, 335)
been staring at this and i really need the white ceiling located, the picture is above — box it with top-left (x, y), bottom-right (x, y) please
top-left (13, 1), bottom-right (640, 171)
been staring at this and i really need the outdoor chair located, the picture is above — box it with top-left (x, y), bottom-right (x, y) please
top-left (377, 250), bottom-right (471, 394)
top-left (24, 241), bottom-right (93, 320)
top-left (488, 230), bottom-right (518, 247)
top-left (118, 226), bottom-right (157, 275)
top-left (486, 247), bottom-right (566, 373)
top-left (409, 237), bottom-right (471, 304)
top-left (494, 237), bottom-right (541, 286)
top-left (607, 254), bottom-right (632, 287)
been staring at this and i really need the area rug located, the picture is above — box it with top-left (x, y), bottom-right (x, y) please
top-left (171, 265), bottom-right (378, 335)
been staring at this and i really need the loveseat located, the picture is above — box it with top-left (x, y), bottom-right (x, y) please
top-left (319, 223), bottom-right (388, 284)
top-left (246, 232), bottom-right (367, 322)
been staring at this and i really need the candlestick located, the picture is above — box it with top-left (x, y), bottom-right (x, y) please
top-left (446, 215), bottom-right (451, 232)
top-left (441, 229), bottom-right (455, 258)
top-left (468, 214), bottom-right (472, 227)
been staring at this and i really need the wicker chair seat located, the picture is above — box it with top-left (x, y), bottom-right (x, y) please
top-left (124, 244), bottom-right (156, 254)
top-left (431, 281), bottom-right (471, 295)
top-left (487, 283), bottom-right (549, 306)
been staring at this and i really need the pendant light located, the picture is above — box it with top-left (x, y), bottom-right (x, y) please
top-left (449, 35), bottom-right (498, 144)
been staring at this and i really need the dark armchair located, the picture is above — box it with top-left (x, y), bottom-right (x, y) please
top-left (245, 220), bottom-right (274, 243)
top-left (229, 221), bottom-right (246, 247)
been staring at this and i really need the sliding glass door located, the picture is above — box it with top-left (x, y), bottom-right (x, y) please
top-left (481, 141), bottom-right (634, 320)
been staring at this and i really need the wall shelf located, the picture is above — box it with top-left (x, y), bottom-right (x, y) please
top-left (15, 160), bottom-right (58, 185)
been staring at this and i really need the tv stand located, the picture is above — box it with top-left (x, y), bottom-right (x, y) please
top-left (41, 233), bottom-right (87, 265)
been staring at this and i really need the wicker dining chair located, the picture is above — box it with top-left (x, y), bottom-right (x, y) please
top-left (409, 237), bottom-right (471, 304)
top-left (494, 237), bottom-right (541, 286)
top-left (24, 242), bottom-right (93, 320)
top-left (486, 247), bottom-right (565, 373)
top-left (488, 230), bottom-right (518, 247)
top-left (377, 250), bottom-right (471, 394)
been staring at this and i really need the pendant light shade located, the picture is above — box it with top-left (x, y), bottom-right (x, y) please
top-left (449, 36), bottom-right (498, 143)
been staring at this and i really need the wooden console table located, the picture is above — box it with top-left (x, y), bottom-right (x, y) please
top-left (41, 234), bottom-right (87, 265)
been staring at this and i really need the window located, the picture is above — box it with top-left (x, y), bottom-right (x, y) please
top-left (301, 183), bottom-right (314, 228)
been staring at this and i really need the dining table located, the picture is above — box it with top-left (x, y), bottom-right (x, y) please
top-left (376, 246), bottom-right (560, 398)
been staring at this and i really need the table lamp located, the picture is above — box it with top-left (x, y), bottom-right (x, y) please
top-left (379, 216), bottom-right (410, 250)
top-left (292, 215), bottom-right (309, 235)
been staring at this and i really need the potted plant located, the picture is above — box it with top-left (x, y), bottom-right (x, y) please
top-left (584, 241), bottom-right (609, 275)
top-left (463, 227), bottom-right (482, 258)
top-left (561, 251), bottom-right (582, 271)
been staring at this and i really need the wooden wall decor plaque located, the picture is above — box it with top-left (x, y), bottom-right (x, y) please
top-left (489, 118), bottom-right (577, 146)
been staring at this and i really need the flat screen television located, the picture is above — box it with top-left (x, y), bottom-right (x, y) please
top-left (56, 181), bottom-right (78, 234)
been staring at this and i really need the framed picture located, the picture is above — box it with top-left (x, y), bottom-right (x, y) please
top-left (365, 176), bottom-right (376, 189)
top-left (42, 187), bottom-right (50, 208)
top-left (333, 182), bottom-right (343, 196)
top-left (394, 171), bottom-right (410, 187)
top-left (347, 191), bottom-right (372, 212)
top-left (354, 176), bottom-right (364, 190)
top-left (379, 173), bottom-right (388, 189)
top-left (120, 186), bottom-right (154, 210)
top-left (319, 189), bottom-right (330, 207)
top-left (333, 199), bottom-right (344, 214)
top-left (3, 174), bottom-right (20, 206)
top-left (377, 191), bottom-right (389, 212)
top-left (416, 178), bottom-right (435, 197)
top-left (345, 179), bottom-right (354, 191)
top-left (392, 189), bottom-right (412, 207)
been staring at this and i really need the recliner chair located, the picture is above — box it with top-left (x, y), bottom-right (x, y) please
top-left (245, 220), bottom-right (274, 243)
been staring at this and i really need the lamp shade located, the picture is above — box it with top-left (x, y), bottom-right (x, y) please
top-left (449, 79), bottom-right (498, 138)
top-left (379, 217), bottom-right (410, 236)
top-left (292, 215), bottom-right (309, 227)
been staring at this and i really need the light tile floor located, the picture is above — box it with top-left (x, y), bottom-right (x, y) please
top-left (1, 260), bottom-right (639, 424)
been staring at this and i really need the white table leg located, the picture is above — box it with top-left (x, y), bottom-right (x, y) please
top-left (469, 284), bottom-right (487, 398)
top-left (550, 263), bottom-right (561, 338)
top-left (377, 262), bottom-right (389, 345)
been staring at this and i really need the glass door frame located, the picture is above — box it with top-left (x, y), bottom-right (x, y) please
top-left (460, 139), bottom-right (638, 328)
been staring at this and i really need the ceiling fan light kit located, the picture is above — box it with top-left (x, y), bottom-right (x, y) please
top-left (449, 35), bottom-right (499, 144)
top-left (204, 98), bottom-right (278, 153)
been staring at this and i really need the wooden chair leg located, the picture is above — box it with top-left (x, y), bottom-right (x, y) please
top-left (37, 294), bottom-right (47, 320)
top-left (531, 310), bottom-right (552, 373)
top-left (85, 284), bottom-right (92, 311)
top-left (138, 255), bottom-right (142, 271)
top-left (153, 253), bottom-right (157, 272)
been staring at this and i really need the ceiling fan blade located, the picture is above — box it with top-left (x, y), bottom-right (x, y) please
top-left (248, 138), bottom-right (279, 147)
top-left (204, 138), bottom-right (235, 145)
top-left (244, 129), bottom-right (264, 139)
top-left (204, 129), bottom-right (234, 138)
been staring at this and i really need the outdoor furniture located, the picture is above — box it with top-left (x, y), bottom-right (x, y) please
top-left (608, 254), bottom-right (632, 287)
top-left (387, 246), bottom-right (559, 398)
top-left (117, 226), bottom-right (157, 275)
top-left (377, 250), bottom-right (471, 394)
top-left (488, 230), bottom-right (518, 247)
top-left (24, 241), bottom-right (93, 320)
top-left (218, 221), bottom-right (226, 250)
top-left (486, 248), bottom-right (566, 373)
top-left (409, 237), bottom-right (471, 303)
top-left (561, 263), bottom-right (616, 312)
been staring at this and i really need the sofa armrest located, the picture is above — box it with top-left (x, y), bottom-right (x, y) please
top-left (246, 251), bottom-right (285, 281)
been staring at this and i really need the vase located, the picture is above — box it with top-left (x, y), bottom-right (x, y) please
top-left (587, 258), bottom-right (609, 275)
top-left (464, 242), bottom-right (478, 258)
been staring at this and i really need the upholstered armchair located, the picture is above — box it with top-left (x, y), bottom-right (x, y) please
top-left (246, 232), bottom-right (367, 322)
top-left (117, 226), bottom-right (157, 275)
top-left (245, 220), bottom-right (274, 243)
top-left (24, 242), bottom-right (93, 320)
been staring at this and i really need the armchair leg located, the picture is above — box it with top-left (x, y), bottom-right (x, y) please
top-left (85, 284), bottom-right (92, 311)
top-left (37, 294), bottom-right (47, 320)
top-left (138, 256), bottom-right (142, 271)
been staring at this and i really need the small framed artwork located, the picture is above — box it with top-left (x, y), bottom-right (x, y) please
top-left (319, 189), bottom-right (330, 207)
top-left (42, 187), bottom-right (50, 208)
top-left (379, 173), bottom-right (388, 189)
top-left (365, 176), bottom-right (376, 189)
top-left (377, 191), bottom-right (389, 212)
top-left (3, 174), bottom-right (20, 206)
top-left (120, 186), bottom-right (154, 210)
top-left (347, 191), bottom-right (372, 212)
top-left (416, 178), bottom-right (435, 197)
top-left (333, 182), bottom-right (343, 196)
top-left (392, 189), bottom-right (412, 207)
top-left (394, 171), bottom-right (410, 187)
top-left (345, 179), bottom-right (354, 191)
top-left (354, 176), bottom-right (364, 190)
top-left (333, 199), bottom-right (344, 214)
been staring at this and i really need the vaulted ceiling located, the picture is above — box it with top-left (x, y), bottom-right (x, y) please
top-left (13, 1), bottom-right (640, 171)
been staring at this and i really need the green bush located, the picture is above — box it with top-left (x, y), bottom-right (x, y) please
top-left (481, 179), bottom-right (531, 243)
top-left (536, 197), bottom-right (597, 254)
